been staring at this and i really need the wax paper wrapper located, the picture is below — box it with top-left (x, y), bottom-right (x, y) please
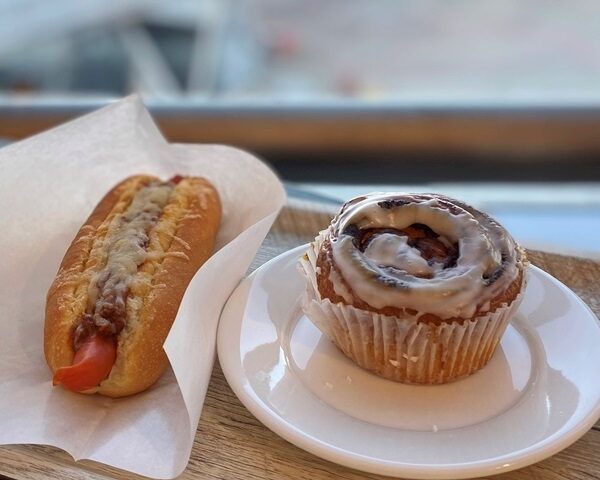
top-left (0, 96), bottom-right (285, 478)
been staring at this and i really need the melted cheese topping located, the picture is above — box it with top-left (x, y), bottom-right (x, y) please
top-left (81, 182), bottom-right (174, 340)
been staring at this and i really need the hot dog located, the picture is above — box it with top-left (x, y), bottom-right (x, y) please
top-left (44, 174), bottom-right (221, 397)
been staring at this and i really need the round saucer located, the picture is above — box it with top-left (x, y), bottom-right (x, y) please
top-left (218, 245), bottom-right (600, 479)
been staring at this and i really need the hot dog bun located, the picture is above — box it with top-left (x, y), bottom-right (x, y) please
top-left (44, 174), bottom-right (221, 397)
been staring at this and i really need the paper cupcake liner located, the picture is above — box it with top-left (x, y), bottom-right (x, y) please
top-left (298, 234), bottom-right (527, 384)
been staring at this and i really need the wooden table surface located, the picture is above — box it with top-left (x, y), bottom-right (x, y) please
top-left (1, 199), bottom-right (599, 480)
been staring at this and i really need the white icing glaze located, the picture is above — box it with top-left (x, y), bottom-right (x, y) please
top-left (363, 233), bottom-right (434, 277)
top-left (327, 193), bottom-right (522, 319)
top-left (329, 266), bottom-right (354, 303)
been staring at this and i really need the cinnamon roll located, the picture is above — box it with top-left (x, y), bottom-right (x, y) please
top-left (299, 193), bottom-right (528, 384)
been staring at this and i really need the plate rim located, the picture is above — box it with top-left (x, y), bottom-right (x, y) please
top-left (217, 244), bottom-right (600, 479)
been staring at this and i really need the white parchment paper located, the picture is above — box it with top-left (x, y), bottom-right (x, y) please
top-left (0, 96), bottom-right (285, 478)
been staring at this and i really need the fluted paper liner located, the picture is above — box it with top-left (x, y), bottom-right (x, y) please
top-left (299, 233), bottom-right (527, 384)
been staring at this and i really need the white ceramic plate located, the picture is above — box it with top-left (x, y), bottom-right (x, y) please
top-left (217, 245), bottom-right (600, 479)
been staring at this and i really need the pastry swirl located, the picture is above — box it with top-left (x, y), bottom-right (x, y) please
top-left (316, 193), bottom-right (526, 322)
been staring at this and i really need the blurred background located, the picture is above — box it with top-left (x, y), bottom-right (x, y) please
top-left (0, 0), bottom-right (598, 256)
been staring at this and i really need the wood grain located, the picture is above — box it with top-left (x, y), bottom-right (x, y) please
top-left (1, 200), bottom-right (599, 480)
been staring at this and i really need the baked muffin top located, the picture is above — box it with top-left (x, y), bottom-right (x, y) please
top-left (315, 193), bottom-right (527, 322)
